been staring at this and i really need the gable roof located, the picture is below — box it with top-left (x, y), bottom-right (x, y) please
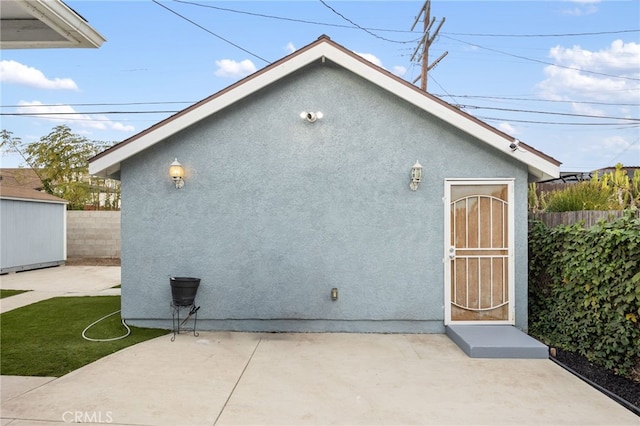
top-left (0, 185), bottom-right (68, 204)
top-left (89, 35), bottom-right (560, 181)
top-left (0, 168), bottom-right (43, 190)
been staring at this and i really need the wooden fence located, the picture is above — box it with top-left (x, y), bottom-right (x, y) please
top-left (530, 210), bottom-right (637, 228)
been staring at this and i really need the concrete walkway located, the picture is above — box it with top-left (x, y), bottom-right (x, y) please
top-left (0, 265), bottom-right (121, 314)
top-left (1, 266), bottom-right (638, 425)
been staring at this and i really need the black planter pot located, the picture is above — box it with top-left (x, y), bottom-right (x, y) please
top-left (170, 277), bottom-right (200, 306)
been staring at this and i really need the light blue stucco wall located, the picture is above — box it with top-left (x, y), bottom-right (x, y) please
top-left (121, 61), bottom-right (530, 333)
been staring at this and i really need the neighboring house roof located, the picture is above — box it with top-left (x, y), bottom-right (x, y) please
top-left (89, 35), bottom-right (561, 181)
top-left (0, 168), bottom-right (43, 190)
top-left (0, 0), bottom-right (105, 49)
top-left (0, 185), bottom-right (67, 204)
top-left (538, 165), bottom-right (640, 184)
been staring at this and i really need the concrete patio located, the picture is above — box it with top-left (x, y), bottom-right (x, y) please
top-left (1, 266), bottom-right (638, 425)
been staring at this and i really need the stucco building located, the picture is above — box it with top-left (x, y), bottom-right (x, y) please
top-left (90, 36), bottom-right (560, 336)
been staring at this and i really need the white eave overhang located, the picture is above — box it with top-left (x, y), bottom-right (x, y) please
top-left (89, 38), bottom-right (560, 181)
top-left (0, 0), bottom-right (105, 49)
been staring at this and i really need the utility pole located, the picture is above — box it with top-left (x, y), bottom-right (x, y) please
top-left (410, 0), bottom-right (447, 91)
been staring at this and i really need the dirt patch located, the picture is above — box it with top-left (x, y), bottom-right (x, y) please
top-left (65, 257), bottom-right (121, 266)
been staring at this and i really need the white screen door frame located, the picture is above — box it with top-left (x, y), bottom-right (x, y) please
top-left (444, 179), bottom-right (515, 325)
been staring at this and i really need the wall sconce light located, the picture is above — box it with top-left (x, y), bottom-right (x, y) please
top-left (300, 111), bottom-right (323, 123)
top-left (169, 158), bottom-right (185, 189)
top-left (331, 288), bottom-right (338, 301)
top-left (410, 160), bottom-right (423, 191)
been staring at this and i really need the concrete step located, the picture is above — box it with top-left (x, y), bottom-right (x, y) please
top-left (446, 325), bottom-right (549, 359)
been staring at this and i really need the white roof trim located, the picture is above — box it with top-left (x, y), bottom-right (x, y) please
top-left (0, 0), bottom-right (105, 49)
top-left (90, 38), bottom-right (559, 180)
top-left (0, 195), bottom-right (68, 204)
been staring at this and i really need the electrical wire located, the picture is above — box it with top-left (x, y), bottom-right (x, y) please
top-left (173, 0), bottom-right (414, 35)
top-left (318, 0), bottom-right (419, 44)
top-left (1, 111), bottom-right (179, 116)
top-left (82, 310), bottom-right (131, 342)
top-left (476, 116), bottom-right (640, 126)
top-left (152, 0), bottom-right (270, 64)
top-left (606, 136), bottom-right (640, 165)
top-left (445, 29), bottom-right (639, 38)
top-left (172, 0), bottom-right (638, 39)
top-left (430, 94), bottom-right (639, 108)
top-left (441, 34), bottom-right (640, 82)
top-left (458, 105), bottom-right (640, 122)
top-left (0, 101), bottom-right (193, 108)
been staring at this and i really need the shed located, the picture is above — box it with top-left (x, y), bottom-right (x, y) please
top-left (0, 186), bottom-right (68, 274)
top-left (90, 36), bottom-right (560, 334)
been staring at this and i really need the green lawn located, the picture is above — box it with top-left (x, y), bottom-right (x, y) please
top-left (1, 296), bottom-right (168, 377)
top-left (0, 289), bottom-right (29, 299)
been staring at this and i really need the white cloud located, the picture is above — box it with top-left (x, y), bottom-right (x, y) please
top-left (570, 101), bottom-right (605, 118)
top-left (392, 66), bottom-right (407, 77)
top-left (536, 40), bottom-right (640, 103)
top-left (355, 52), bottom-right (406, 77)
top-left (214, 59), bottom-right (257, 78)
top-left (562, 0), bottom-right (599, 16)
top-left (0, 60), bottom-right (78, 90)
top-left (601, 135), bottom-right (638, 152)
top-left (16, 101), bottom-right (134, 133)
top-left (355, 52), bottom-right (383, 68)
top-left (562, 5), bottom-right (598, 16)
top-left (498, 122), bottom-right (517, 135)
top-left (549, 40), bottom-right (639, 72)
top-left (285, 42), bottom-right (296, 54)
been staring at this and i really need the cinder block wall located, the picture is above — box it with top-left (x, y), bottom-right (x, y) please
top-left (67, 211), bottom-right (121, 258)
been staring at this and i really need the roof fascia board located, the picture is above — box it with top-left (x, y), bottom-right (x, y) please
top-left (10, 0), bottom-right (105, 48)
top-left (0, 195), bottom-right (68, 204)
top-left (90, 39), bottom-right (559, 180)
top-left (90, 44), bottom-right (330, 177)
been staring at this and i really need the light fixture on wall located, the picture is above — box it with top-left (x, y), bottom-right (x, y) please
top-left (410, 160), bottom-right (423, 191)
top-left (300, 111), bottom-right (323, 123)
top-left (169, 158), bottom-right (185, 189)
top-left (331, 288), bottom-right (338, 301)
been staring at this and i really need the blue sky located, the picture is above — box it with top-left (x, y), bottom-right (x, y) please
top-left (1, 0), bottom-right (639, 172)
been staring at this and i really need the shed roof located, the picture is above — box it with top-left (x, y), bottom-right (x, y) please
top-left (0, 185), bottom-right (68, 204)
top-left (89, 35), bottom-right (560, 181)
top-left (0, 168), bottom-right (43, 190)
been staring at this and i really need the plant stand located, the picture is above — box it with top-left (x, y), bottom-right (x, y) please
top-left (170, 302), bottom-right (200, 341)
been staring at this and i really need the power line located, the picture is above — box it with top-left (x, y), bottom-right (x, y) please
top-left (458, 105), bottom-right (640, 122)
top-left (444, 29), bottom-right (639, 38)
top-left (1, 111), bottom-right (179, 116)
top-left (477, 116), bottom-right (639, 126)
top-left (3, 95), bottom-right (636, 110)
top-left (5, 105), bottom-right (640, 125)
top-left (0, 101), bottom-right (193, 108)
top-left (174, 0), bottom-right (417, 37)
top-left (152, 0), bottom-right (270, 64)
top-left (606, 136), bottom-right (640, 164)
top-left (318, 0), bottom-right (416, 44)
top-left (431, 94), bottom-right (639, 108)
top-left (172, 0), bottom-right (638, 40)
top-left (441, 34), bottom-right (640, 82)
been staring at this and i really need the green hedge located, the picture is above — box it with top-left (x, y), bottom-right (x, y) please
top-left (528, 209), bottom-right (640, 378)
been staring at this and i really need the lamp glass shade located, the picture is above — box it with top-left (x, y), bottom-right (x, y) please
top-left (169, 159), bottom-right (184, 179)
top-left (411, 161), bottom-right (423, 181)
